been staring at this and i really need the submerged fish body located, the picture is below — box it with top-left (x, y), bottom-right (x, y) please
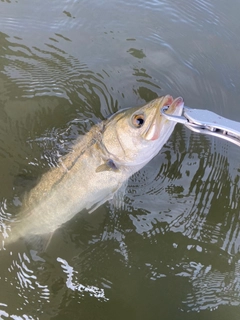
top-left (6, 95), bottom-right (184, 245)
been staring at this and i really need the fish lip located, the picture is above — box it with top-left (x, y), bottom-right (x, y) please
top-left (166, 96), bottom-right (184, 116)
top-left (144, 96), bottom-right (184, 141)
top-left (143, 95), bottom-right (173, 140)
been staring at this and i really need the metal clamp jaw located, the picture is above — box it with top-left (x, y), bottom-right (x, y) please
top-left (161, 106), bottom-right (240, 147)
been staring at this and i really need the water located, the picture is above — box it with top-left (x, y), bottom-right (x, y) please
top-left (0, 0), bottom-right (240, 319)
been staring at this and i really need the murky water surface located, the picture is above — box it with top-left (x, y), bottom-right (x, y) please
top-left (0, 0), bottom-right (240, 319)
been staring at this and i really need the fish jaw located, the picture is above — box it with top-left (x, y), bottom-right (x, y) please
top-left (143, 96), bottom-right (184, 141)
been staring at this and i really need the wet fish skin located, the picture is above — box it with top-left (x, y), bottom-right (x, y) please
top-left (6, 95), bottom-right (184, 244)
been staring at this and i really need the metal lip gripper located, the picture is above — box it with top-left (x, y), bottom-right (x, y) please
top-left (161, 105), bottom-right (240, 147)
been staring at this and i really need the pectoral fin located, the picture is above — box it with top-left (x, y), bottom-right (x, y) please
top-left (96, 159), bottom-right (119, 173)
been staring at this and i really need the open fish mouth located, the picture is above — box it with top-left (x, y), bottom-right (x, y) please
top-left (165, 96), bottom-right (184, 117)
top-left (144, 96), bottom-right (184, 141)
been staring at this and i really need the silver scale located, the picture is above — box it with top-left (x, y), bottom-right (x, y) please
top-left (161, 105), bottom-right (240, 147)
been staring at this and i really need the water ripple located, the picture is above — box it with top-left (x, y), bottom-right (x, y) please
top-left (0, 251), bottom-right (50, 319)
top-left (128, 128), bottom-right (240, 255)
top-left (0, 32), bottom-right (116, 117)
top-left (182, 259), bottom-right (240, 311)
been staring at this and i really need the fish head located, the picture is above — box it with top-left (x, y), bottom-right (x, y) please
top-left (102, 95), bottom-right (184, 169)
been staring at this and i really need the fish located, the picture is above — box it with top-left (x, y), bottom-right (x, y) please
top-left (4, 95), bottom-right (184, 247)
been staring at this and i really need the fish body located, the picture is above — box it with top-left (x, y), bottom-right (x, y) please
top-left (6, 95), bottom-right (183, 244)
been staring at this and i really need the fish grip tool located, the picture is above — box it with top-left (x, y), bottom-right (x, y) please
top-left (161, 106), bottom-right (240, 147)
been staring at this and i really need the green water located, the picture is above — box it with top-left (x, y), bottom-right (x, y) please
top-left (0, 0), bottom-right (239, 319)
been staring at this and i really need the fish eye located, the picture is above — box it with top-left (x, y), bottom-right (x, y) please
top-left (132, 114), bottom-right (145, 128)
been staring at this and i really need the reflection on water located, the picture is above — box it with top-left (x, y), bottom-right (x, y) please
top-left (57, 257), bottom-right (109, 301)
top-left (125, 129), bottom-right (240, 312)
top-left (129, 130), bottom-right (239, 245)
top-left (0, 31), bottom-right (115, 118)
top-left (0, 0), bottom-right (240, 318)
top-left (0, 250), bottom-right (50, 319)
top-left (182, 259), bottom-right (240, 311)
